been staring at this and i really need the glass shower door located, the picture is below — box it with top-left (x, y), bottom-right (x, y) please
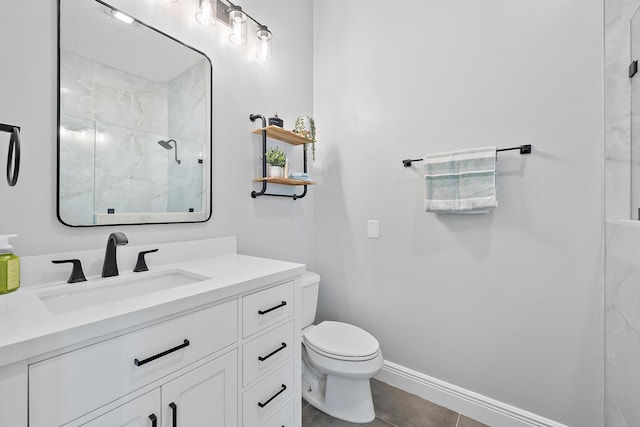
top-left (631, 7), bottom-right (640, 219)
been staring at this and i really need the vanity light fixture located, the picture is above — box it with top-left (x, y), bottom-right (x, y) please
top-left (195, 0), bottom-right (217, 27)
top-left (189, 0), bottom-right (273, 60)
top-left (228, 5), bottom-right (247, 45)
top-left (108, 9), bottom-right (135, 24)
top-left (256, 25), bottom-right (272, 61)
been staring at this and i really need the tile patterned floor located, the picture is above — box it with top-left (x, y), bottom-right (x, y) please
top-left (302, 379), bottom-right (490, 427)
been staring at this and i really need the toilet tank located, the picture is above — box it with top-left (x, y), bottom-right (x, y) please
top-left (300, 271), bottom-right (320, 328)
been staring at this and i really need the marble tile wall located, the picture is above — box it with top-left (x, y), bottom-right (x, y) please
top-left (60, 51), bottom-right (168, 137)
top-left (93, 123), bottom-right (170, 215)
top-left (605, 221), bottom-right (640, 427)
top-left (166, 60), bottom-right (208, 213)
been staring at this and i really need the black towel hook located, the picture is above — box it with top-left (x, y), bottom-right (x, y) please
top-left (0, 124), bottom-right (20, 186)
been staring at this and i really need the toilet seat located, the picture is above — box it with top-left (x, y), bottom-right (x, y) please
top-left (303, 321), bottom-right (380, 361)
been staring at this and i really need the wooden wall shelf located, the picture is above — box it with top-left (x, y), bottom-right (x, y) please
top-left (249, 114), bottom-right (313, 200)
top-left (252, 177), bottom-right (316, 186)
top-left (251, 126), bottom-right (308, 145)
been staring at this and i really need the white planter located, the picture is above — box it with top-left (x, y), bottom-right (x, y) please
top-left (269, 166), bottom-right (284, 178)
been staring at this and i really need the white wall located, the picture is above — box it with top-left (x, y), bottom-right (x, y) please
top-left (0, 0), bottom-right (314, 268)
top-left (313, 1), bottom-right (604, 426)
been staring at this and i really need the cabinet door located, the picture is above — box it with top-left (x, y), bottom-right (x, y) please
top-left (81, 389), bottom-right (161, 427)
top-left (162, 350), bottom-right (237, 427)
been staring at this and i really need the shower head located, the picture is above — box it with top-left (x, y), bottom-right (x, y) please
top-left (158, 139), bottom-right (175, 150)
top-left (157, 139), bottom-right (181, 164)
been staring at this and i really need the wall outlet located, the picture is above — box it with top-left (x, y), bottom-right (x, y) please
top-left (367, 220), bottom-right (379, 238)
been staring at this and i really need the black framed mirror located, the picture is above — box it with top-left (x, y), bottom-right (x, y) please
top-left (57, 0), bottom-right (212, 226)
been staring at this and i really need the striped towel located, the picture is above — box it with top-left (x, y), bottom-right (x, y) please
top-left (424, 147), bottom-right (497, 213)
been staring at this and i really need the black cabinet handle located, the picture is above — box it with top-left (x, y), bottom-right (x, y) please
top-left (148, 414), bottom-right (157, 427)
top-left (258, 301), bottom-right (287, 315)
top-left (258, 384), bottom-right (287, 408)
top-left (169, 402), bottom-right (177, 427)
top-left (258, 342), bottom-right (287, 361)
top-left (134, 339), bottom-right (190, 366)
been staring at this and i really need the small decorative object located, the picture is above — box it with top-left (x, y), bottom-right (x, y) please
top-left (268, 112), bottom-right (284, 127)
top-left (265, 146), bottom-right (286, 177)
top-left (293, 116), bottom-right (316, 160)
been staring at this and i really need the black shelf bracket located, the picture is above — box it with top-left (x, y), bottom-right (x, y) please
top-left (249, 113), bottom-right (308, 200)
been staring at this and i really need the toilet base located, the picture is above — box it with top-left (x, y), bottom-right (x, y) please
top-left (302, 362), bottom-right (376, 423)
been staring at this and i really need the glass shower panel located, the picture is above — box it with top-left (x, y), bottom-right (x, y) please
top-left (58, 114), bottom-right (97, 225)
top-left (91, 120), bottom-right (205, 217)
top-left (631, 8), bottom-right (640, 219)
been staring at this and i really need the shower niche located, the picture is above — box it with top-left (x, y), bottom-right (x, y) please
top-left (57, 0), bottom-right (212, 226)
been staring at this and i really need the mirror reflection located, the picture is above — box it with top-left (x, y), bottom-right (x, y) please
top-left (58, 0), bottom-right (212, 226)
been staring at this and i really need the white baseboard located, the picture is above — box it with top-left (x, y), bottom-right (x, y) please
top-left (375, 361), bottom-right (569, 427)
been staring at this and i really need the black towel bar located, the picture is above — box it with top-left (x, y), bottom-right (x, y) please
top-left (402, 144), bottom-right (532, 167)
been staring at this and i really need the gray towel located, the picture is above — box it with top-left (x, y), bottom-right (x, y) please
top-left (424, 147), bottom-right (497, 213)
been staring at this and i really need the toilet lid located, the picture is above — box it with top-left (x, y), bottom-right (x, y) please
top-left (303, 321), bottom-right (379, 359)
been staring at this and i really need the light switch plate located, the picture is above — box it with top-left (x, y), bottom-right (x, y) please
top-left (367, 220), bottom-right (379, 238)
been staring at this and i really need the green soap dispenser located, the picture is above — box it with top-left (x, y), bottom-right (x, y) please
top-left (0, 235), bottom-right (19, 294)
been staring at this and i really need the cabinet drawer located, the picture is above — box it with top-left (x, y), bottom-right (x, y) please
top-left (243, 321), bottom-right (294, 386)
top-left (29, 300), bottom-right (238, 427)
top-left (258, 399), bottom-right (295, 427)
top-left (243, 360), bottom-right (294, 427)
top-left (242, 281), bottom-right (294, 338)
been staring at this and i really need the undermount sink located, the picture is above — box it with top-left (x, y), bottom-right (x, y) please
top-left (38, 269), bottom-right (210, 314)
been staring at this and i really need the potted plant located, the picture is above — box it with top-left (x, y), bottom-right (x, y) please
top-left (265, 146), bottom-right (286, 178)
top-left (294, 116), bottom-right (317, 160)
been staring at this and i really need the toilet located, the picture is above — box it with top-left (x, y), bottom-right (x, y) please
top-left (300, 271), bottom-right (383, 423)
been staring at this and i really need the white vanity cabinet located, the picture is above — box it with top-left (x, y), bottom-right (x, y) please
top-left (17, 276), bottom-right (300, 427)
top-left (29, 300), bottom-right (238, 427)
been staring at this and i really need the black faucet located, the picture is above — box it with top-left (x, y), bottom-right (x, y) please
top-left (102, 232), bottom-right (128, 278)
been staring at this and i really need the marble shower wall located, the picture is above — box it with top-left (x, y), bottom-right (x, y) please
top-left (166, 60), bottom-right (208, 213)
top-left (605, 221), bottom-right (640, 427)
top-left (606, 1), bottom-right (640, 426)
top-left (59, 51), bottom-right (207, 222)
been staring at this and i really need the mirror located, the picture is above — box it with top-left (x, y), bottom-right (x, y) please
top-left (57, 0), bottom-right (212, 226)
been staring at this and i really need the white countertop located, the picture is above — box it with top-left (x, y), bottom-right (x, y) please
top-left (0, 251), bottom-right (305, 367)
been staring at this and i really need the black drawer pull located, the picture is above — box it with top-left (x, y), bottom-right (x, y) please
top-left (134, 339), bottom-right (190, 366)
top-left (258, 342), bottom-right (287, 361)
top-left (258, 384), bottom-right (287, 408)
top-left (258, 301), bottom-right (287, 315)
top-left (170, 402), bottom-right (177, 427)
top-left (148, 414), bottom-right (157, 427)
